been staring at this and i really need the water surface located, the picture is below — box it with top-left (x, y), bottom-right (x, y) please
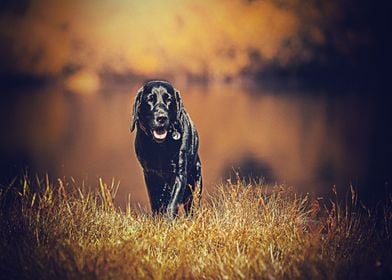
top-left (0, 84), bottom-right (389, 207)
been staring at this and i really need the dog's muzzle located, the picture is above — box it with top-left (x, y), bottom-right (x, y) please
top-left (152, 114), bottom-right (169, 142)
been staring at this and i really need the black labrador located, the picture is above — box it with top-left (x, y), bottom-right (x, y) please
top-left (130, 80), bottom-right (202, 219)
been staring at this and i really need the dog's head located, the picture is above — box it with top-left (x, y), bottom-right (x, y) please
top-left (131, 80), bottom-right (183, 143)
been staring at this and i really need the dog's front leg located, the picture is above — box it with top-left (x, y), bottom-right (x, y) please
top-left (166, 150), bottom-right (187, 220)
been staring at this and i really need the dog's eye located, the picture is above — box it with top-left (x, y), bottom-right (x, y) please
top-left (163, 94), bottom-right (172, 103)
top-left (147, 94), bottom-right (156, 103)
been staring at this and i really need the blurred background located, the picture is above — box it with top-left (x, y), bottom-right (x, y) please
top-left (0, 0), bottom-right (391, 208)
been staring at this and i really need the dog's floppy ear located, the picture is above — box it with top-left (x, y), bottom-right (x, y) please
top-left (174, 89), bottom-right (184, 121)
top-left (130, 87), bottom-right (143, 132)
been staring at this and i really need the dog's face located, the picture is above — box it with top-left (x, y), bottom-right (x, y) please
top-left (131, 81), bottom-right (182, 143)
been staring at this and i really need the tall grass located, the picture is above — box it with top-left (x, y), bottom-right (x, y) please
top-left (0, 176), bottom-right (391, 279)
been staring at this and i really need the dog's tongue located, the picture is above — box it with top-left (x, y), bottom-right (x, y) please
top-left (153, 129), bottom-right (168, 141)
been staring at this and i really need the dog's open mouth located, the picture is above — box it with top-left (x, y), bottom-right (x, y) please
top-left (152, 127), bottom-right (168, 142)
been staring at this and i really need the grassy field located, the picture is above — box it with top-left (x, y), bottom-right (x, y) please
top-left (0, 176), bottom-right (391, 279)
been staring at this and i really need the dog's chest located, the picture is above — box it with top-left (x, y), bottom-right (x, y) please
top-left (136, 138), bottom-right (180, 176)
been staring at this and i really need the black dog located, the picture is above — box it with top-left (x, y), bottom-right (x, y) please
top-left (130, 80), bottom-right (202, 219)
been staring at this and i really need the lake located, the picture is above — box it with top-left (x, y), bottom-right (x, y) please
top-left (0, 83), bottom-right (390, 208)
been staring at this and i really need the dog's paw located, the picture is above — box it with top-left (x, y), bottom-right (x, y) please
top-left (166, 206), bottom-right (178, 220)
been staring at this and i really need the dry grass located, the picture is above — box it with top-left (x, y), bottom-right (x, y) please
top-left (0, 176), bottom-right (391, 279)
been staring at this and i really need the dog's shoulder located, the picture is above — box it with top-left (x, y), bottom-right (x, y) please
top-left (178, 108), bottom-right (199, 155)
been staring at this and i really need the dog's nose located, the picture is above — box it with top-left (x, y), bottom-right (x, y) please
top-left (156, 115), bottom-right (168, 124)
